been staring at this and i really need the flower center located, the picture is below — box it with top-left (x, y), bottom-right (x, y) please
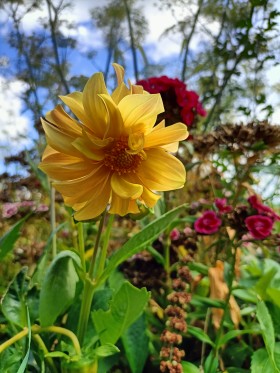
top-left (104, 139), bottom-right (143, 175)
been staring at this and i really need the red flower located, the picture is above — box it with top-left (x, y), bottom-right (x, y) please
top-left (194, 210), bottom-right (222, 234)
top-left (248, 195), bottom-right (280, 221)
top-left (215, 198), bottom-right (233, 214)
top-left (136, 76), bottom-right (206, 127)
top-left (245, 215), bottom-right (273, 240)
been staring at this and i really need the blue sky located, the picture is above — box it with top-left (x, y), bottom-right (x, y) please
top-left (0, 0), bottom-right (280, 176)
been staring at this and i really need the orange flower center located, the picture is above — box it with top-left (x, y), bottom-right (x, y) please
top-left (104, 140), bottom-right (143, 175)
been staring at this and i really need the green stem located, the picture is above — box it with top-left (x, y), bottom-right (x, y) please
top-left (77, 212), bottom-right (107, 345)
top-left (32, 334), bottom-right (58, 373)
top-left (0, 328), bottom-right (28, 353)
top-left (78, 222), bottom-right (86, 272)
top-left (50, 186), bottom-right (57, 259)
top-left (96, 214), bottom-right (115, 278)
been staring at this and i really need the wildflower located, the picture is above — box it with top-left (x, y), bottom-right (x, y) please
top-left (194, 210), bottom-right (222, 234)
top-left (214, 197), bottom-right (233, 214)
top-left (137, 76), bottom-right (206, 127)
top-left (2, 202), bottom-right (20, 218)
top-left (39, 64), bottom-right (188, 221)
top-left (245, 215), bottom-right (274, 239)
top-left (248, 195), bottom-right (280, 221)
top-left (170, 228), bottom-right (180, 241)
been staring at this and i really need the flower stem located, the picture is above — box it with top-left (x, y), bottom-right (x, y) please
top-left (78, 222), bottom-right (86, 272)
top-left (50, 185), bottom-right (57, 259)
top-left (96, 214), bottom-right (114, 278)
top-left (77, 212), bottom-right (107, 345)
top-left (0, 328), bottom-right (28, 353)
top-left (32, 334), bottom-right (58, 373)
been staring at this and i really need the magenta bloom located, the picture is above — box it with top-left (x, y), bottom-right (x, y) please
top-left (245, 215), bottom-right (273, 240)
top-left (2, 203), bottom-right (20, 218)
top-left (170, 228), bottom-right (180, 241)
top-left (194, 210), bottom-right (222, 234)
top-left (136, 76), bottom-right (206, 127)
top-left (215, 198), bottom-right (233, 214)
top-left (248, 195), bottom-right (280, 221)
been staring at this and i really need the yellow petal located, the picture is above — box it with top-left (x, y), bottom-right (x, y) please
top-left (145, 122), bottom-right (188, 148)
top-left (111, 173), bottom-right (143, 199)
top-left (109, 193), bottom-right (130, 216)
top-left (72, 136), bottom-right (105, 161)
top-left (153, 120), bottom-right (165, 131)
top-left (161, 142), bottom-right (179, 152)
top-left (131, 83), bottom-right (144, 94)
top-left (141, 187), bottom-right (161, 208)
top-left (45, 105), bottom-right (82, 136)
top-left (118, 93), bottom-right (164, 135)
top-left (74, 181), bottom-right (111, 221)
top-left (59, 92), bottom-right (92, 129)
top-left (41, 118), bottom-right (81, 157)
top-left (98, 94), bottom-right (124, 138)
top-left (82, 72), bottom-right (109, 137)
top-left (127, 132), bottom-right (144, 153)
top-left (137, 148), bottom-right (186, 191)
top-left (112, 63), bottom-right (125, 85)
top-left (39, 151), bottom-right (93, 181)
top-left (111, 82), bottom-right (130, 104)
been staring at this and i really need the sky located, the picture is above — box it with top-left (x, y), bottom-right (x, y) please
top-left (0, 0), bottom-right (280, 176)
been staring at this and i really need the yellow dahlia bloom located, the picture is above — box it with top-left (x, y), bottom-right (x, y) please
top-left (39, 64), bottom-right (188, 221)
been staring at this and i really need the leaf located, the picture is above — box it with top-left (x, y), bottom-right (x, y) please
top-left (121, 314), bottom-right (149, 373)
top-left (256, 301), bottom-right (279, 372)
top-left (251, 343), bottom-right (280, 373)
top-left (217, 328), bottom-right (261, 349)
top-left (204, 350), bottom-right (219, 373)
top-left (182, 361), bottom-right (200, 373)
top-left (97, 204), bottom-right (186, 286)
top-left (92, 281), bottom-right (149, 345)
top-left (1, 268), bottom-right (29, 327)
top-left (17, 306), bottom-right (31, 373)
top-left (267, 288), bottom-right (280, 308)
top-left (95, 344), bottom-right (120, 357)
top-left (255, 268), bottom-right (277, 300)
top-left (45, 351), bottom-right (71, 360)
top-left (39, 250), bottom-right (80, 326)
top-left (190, 294), bottom-right (225, 308)
top-left (187, 325), bottom-right (215, 347)
top-left (0, 214), bottom-right (31, 260)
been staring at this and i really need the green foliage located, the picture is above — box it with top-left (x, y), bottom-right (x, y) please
top-left (39, 250), bottom-right (81, 326)
top-left (92, 281), bottom-right (149, 345)
top-left (0, 214), bottom-right (30, 261)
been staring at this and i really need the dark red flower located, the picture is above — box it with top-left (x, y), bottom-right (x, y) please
top-left (137, 76), bottom-right (206, 127)
top-left (215, 198), bottom-right (233, 214)
top-left (194, 210), bottom-right (222, 234)
top-left (248, 195), bottom-right (280, 221)
top-left (245, 215), bottom-right (273, 239)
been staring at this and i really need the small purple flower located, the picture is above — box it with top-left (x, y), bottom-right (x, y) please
top-left (245, 215), bottom-right (273, 240)
top-left (194, 210), bottom-right (222, 235)
top-left (2, 203), bottom-right (20, 218)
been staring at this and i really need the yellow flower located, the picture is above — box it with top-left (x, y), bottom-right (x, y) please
top-left (39, 64), bottom-right (188, 221)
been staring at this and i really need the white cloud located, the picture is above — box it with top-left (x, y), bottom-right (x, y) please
top-left (0, 76), bottom-right (32, 149)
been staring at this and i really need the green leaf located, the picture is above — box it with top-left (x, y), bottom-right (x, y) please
top-left (255, 268), bottom-right (277, 300)
top-left (1, 268), bottom-right (29, 327)
top-left (251, 343), bottom-right (280, 373)
top-left (17, 306), bottom-right (31, 373)
top-left (204, 350), bottom-right (219, 373)
top-left (217, 328), bottom-right (261, 349)
top-left (92, 281), bottom-right (149, 345)
top-left (187, 325), bottom-right (215, 347)
top-left (95, 344), bottom-right (120, 357)
top-left (39, 250), bottom-right (80, 326)
top-left (267, 288), bottom-right (280, 308)
top-left (0, 214), bottom-right (31, 260)
top-left (97, 204), bottom-right (186, 286)
top-left (45, 351), bottom-right (71, 361)
top-left (121, 314), bottom-right (149, 373)
top-left (188, 262), bottom-right (209, 276)
top-left (190, 294), bottom-right (225, 308)
top-left (256, 301), bottom-right (280, 372)
top-left (182, 361), bottom-right (200, 373)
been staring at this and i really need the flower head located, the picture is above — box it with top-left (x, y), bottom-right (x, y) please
top-left (245, 215), bottom-right (273, 240)
top-left (136, 76), bottom-right (206, 127)
top-left (214, 198), bottom-right (233, 214)
top-left (39, 64), bottom-right (188, 221)
top-left (194, 210), bottom-right (222, 235)
top-left (248, 195), bottom-right (280, 221)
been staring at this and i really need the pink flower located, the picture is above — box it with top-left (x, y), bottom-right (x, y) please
top-left (194, 210), bottom-right (222, 234)
top-left (170, 228), bottom-right (180, 241)
top-left (2, 203), bottom-right (20, 218)
top-left (183, 226), bottom-right (193, 235)
top-left (215, 198), bottom-right (233, 214)
top-left (248, 195), bottom-right (280, 221)
top-left (245, 215), bottom-right (273, 240)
